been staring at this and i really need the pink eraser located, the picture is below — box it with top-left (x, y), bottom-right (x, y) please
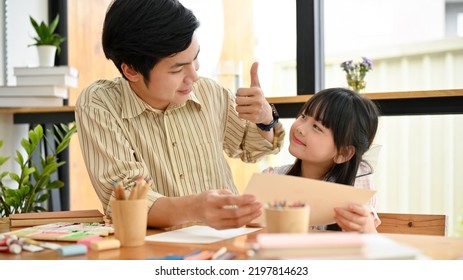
top-left (77, 236), bottom-right (104, 248)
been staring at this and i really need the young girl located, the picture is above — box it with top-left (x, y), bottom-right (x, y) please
top-left (264, 87), bottom-right (381, 233)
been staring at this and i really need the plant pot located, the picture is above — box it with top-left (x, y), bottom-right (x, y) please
top-left (37, 45), bottom-right (57, 67)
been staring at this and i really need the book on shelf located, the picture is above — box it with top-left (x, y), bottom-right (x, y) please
top-left (255, 232), bottom-right (365, 259)
top-left (0, 97), bottom-right (64, 107)
top-left (13, 66), bottom-right (79, 77)
top-left (9, 209), bottom-right (105, 227)
top-left (16, 75), bottom-right (78, 88)
top-left (0, 85), bottom-right (68, 98)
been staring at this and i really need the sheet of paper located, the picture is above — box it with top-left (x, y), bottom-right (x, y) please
top-left (361, 234), bottom-right (428, 260)
top-left (243, 173), bottom-right (376, 226)
top-left (145, 225), bottom-right (261, 244)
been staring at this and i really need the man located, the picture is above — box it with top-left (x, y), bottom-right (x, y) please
top-left (75, 0), bottom-right (284, 229)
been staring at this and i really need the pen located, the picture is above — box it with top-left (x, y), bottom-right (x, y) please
top-left (147, 255), bottom-right (184, 260)
top-left (212, 246), bottom-right (227, 260)
top-left (183, 249), bottom-right (202, 258)
top-left (215, 252), bottom-right (237, 260)
top-left (185, 250), bottom-right (215, 260)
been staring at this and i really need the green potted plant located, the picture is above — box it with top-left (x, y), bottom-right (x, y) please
top-left (0, 123), bottom-right (76, 218)
top-left (29, 14), bottom-right (66, 67)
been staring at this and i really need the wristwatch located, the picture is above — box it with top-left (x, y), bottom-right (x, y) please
top-left (256, 104), bottom-right (279, 131)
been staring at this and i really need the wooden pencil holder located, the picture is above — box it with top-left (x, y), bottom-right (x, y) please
top-left (111, 199), bottom-right (147, 247)
top-left (265, 205), bottom-right (310, 233)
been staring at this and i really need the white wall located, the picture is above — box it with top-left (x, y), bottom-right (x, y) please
top-left (0, 0), bottom-right (47, 185)
top-left (3, 0), bottom-right (48, 85)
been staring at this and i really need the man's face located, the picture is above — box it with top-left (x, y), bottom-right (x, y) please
top-left (128, 34), bottom-right (200, 110)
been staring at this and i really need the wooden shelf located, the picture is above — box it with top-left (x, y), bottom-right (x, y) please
top-left (267, 89), bottom-right (463, 117)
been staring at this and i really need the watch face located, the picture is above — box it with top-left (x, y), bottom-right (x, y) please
top-left (271, 104), bottom-right (279, 119)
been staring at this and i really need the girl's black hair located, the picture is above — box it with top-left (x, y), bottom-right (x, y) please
top-left (102, 0), bottom-right (200, 81)
top-left (287, 88), bottom-right (380, 185)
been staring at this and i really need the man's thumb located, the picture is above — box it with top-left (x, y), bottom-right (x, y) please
top-left (250, 62), bottom-right (261, 88)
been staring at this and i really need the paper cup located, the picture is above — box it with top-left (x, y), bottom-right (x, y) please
top-left (265, 205), bottom-right (310, 233)
top-left (111, 199), bottom-right (148, 247)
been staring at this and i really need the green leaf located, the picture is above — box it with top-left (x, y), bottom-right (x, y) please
top-left (30, 125), bottom-right (43, 146)
top-left (55, 138), bottom-right (71, 154)
top-left (9, 172), bottom-right (20, 183)
top-left (53, 124), bottom-right (65, 139)
top-left (36, 193), bottom-right (49, 203)
top-left (19, 185), bottom-right (31, 197)
top-left (25, 167), bottom-right (35, 176)
top-left (41, 162), bottom-right (60, 176)
top-left (47, 180), bottom-right (64, 190)
top-left (33, 206), bottom-right (47, 213)
top-left (0, 156), bottom-right (9, 167)
top-left (36, 175), bottom-right (51, 189)
top-left (15, 151), bottom-right (24, 166)
top-left (20, 138), bottom-right (33, 155)
top-left (48, 15), bottom-right (59, 34)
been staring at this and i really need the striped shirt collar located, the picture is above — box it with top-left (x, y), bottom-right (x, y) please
top-left (119, 77), bottom-right (202, 119)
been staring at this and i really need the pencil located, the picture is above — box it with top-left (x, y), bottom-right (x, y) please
top-left (212, 246), bottom-right (227, 260)
top-left (128, 185), bottom-right (138, 200)
top-left (137, 180), bottom-right (152, 199)
top-left (185, 250), bottom-right (215, 260)
top-left (114, 181), bottom-right (126, 200)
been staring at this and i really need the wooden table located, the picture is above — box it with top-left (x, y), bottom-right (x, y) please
top-left (1, 221), bottom-right (462, 260)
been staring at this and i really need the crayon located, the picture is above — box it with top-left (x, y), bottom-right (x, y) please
top-left (58, 244), bottom-right (88, 257)
top-left (77, 236), bottom-right (104, 248)
top-left (90, 239), bottom-right (121, 251)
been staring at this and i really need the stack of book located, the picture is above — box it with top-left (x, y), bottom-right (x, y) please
top-left (8, 209), bottom-right (104, 227)
top-left (0, 66), bottom-right (79, 107)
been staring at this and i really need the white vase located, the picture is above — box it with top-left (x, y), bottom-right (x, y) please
top-left (37, 45), bottom-right (57, 67)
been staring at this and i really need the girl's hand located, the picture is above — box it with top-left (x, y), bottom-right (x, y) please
top-left (334, 204), bottom-right (377, 233)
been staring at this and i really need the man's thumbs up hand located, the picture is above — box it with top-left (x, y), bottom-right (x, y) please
top-left (235, 62), bottom-right (274, 125)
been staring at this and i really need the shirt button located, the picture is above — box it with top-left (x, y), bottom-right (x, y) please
top-left (179, 174), bottom-right (184, 179)
top-left (172, 142), bottom-right (177, 147)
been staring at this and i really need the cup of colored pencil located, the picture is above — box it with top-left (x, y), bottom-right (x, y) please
top-left (111, 177), bottom-right (152, 247)
top-left (264, 201), bottom-right (310, 233)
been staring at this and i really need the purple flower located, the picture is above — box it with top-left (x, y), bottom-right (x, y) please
top-left (340, 57), bottom-right (373, 81)
top-left (361, 57), bottom-right (373, 70)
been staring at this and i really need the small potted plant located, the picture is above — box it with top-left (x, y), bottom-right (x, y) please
top-left (29, 14), bottom-right (66, 67)
top-left (340, 57), bottom-right (373, 93)
top-left (0, 123), bottom-right (76, 218)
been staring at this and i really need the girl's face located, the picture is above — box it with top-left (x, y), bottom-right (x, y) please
top-left (289, 114), bottom-right (339, 172)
